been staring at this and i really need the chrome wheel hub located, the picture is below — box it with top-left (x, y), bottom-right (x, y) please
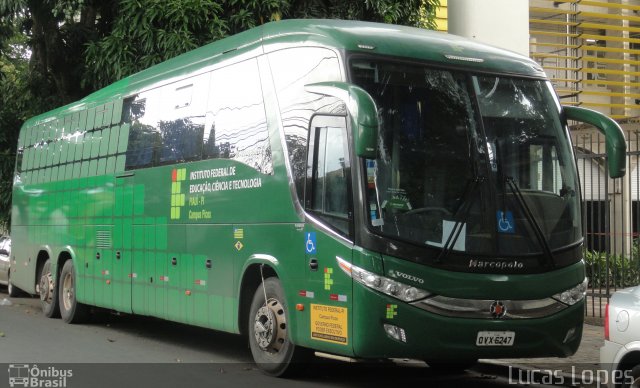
top-left (39, 272), bottom-right (54, 303)
top-left (253, 298), bottom-right (287, 353)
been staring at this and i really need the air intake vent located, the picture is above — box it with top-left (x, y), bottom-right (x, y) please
top-left (96, 230), bottom-right (113, 249)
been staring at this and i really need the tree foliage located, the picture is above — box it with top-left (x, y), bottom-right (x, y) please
top-left (0, 0), bottom-right (440, 229)
top-left (84, 0), bottom-right (439, 89)
top-left (84, 0), bottom-right (228, 89)
top-left (0, 15), bottom-right (30, 231)
top-left (1, 0), bottom-right (118, 102)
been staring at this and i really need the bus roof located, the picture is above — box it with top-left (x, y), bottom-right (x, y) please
top-left (262, 19), bottom-right (543, 76)
top-left (24, 19), bottom-right (545, 126)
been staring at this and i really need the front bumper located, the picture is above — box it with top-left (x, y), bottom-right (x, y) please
top-left (352, 285), bottom-right (584, 361)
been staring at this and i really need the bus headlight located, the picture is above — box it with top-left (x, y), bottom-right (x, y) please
top-left (552, 278), bottom-right (587, 306)
top-left (336, 256), bottom-right (430, 302)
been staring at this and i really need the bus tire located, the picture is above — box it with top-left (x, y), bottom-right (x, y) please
top-left (248, 277), bottom-right (309, 376)
top-left (39, 259), bottom-right (60, 318)
top-left (59, 260), bottom-right (89, 324)
top-left (7, 269), bottom-right (21, 297)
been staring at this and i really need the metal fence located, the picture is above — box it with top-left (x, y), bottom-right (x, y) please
top-left (574, 130), bottom-right (640, 318)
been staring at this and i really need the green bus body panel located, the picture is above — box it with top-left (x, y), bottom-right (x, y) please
top-left (377, 254), bottom-right (586, 300)
top-left (11, 20), bottom-right (579, 360)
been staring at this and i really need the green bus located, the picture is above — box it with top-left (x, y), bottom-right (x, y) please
top-left (10, 19), bottom-right (625, 375)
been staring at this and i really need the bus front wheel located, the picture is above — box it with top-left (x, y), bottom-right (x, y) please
top-left (248, 277), bottom-right (308, 376)
top-left (59, 260), bottom-right (89, 323)
top-left (39, 259), bottom-right (60, 318)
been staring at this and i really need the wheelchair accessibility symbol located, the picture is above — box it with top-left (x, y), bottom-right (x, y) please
top-left (496, 211), bottom-right (515, 234)
top-left (305, 232), bottom-right (317, 254)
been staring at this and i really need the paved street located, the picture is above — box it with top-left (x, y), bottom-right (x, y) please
top-left (495, 323), bottom-right (602, 373)
top-left (0, 288), bottom-right (572, 388)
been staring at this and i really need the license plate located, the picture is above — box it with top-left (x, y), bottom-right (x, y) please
top-left (476, 331), bottom-right (515, 346)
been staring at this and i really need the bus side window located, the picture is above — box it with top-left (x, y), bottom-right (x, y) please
top-left (268, 47), bottom-right (343, 202)
top-left (305, 118), bottom-right (352, 237)
top-left (122, 73), bottom-right (209, 170)
top-left (204, 59), bottom-right (272, 174)
top-left (157, 75), bottom-right (209, 165)
top-left (123, 96), bottom-right (160, 170)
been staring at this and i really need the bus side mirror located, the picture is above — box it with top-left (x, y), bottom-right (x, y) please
top-left (564, 106), bottom-right (626, 178)
top-left (305, 82), bottom-right (379, 158)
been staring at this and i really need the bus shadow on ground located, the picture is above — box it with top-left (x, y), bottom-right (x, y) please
top-left (83, 310), bottom-right (505, 386)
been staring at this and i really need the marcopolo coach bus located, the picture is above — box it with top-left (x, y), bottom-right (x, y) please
top-left (10, 19), bottom-right (626, 375)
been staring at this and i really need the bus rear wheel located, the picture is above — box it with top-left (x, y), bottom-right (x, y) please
top-left (7, 269), bottom-right (20, 297)
top-left (39, 259), bottom-right (60, 318)
top-left (59, 260), bottom-right (89, 323)
top-left (248, 277), bottom-right (308, 376)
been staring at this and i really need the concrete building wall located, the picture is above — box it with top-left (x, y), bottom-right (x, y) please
top-left (448, 0), bottom-right (530, 56)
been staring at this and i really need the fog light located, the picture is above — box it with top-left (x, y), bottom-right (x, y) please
top-left (563, 327), bottom-right (577, 344)
top-left (383, 324), bottom-right (407, 343)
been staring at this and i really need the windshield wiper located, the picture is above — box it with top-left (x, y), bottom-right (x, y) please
top-left (505, 177), bottom-right (555, 269)
top-left (436, 176), bottom-right (485, 263)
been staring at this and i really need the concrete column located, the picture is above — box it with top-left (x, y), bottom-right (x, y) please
top-left (604, 1), bottom-right (632, 257)
top-left (609, 164), bottom-right (632, 258)
top-left (448, 0), bottom-right (529, 56)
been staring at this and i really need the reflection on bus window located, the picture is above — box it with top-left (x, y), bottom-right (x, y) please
top-left (269, 47), bottom-right (344, 199)
top-left (123, 61), bottom-right (272, 174)
top-left (204, 59), bottom-right (272, 174)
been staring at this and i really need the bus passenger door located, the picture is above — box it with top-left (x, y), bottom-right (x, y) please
top-left (303, 115), bottom-right (354, 353)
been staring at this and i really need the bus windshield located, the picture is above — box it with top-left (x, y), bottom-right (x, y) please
top-left (351, 58), bottom-right (581, 257)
